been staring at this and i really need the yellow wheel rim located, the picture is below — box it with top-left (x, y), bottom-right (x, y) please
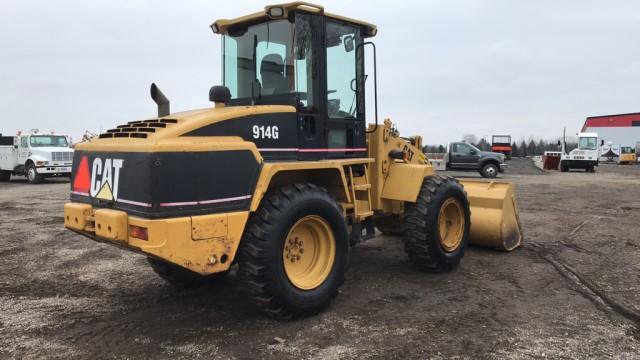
top-left (283, 215), bottom-right (336, 290)
top-left (438, 198), bottom-right (465, 252)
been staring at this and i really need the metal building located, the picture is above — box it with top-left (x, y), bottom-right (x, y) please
top-left (581, 112), bottom-right (640, 151)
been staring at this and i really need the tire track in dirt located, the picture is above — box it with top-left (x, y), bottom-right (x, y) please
top-left (527, 239), bottom-right (640, 332)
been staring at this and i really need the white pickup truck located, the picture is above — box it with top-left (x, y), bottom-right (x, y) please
top-left (0, 133), bottom-right (74, 183)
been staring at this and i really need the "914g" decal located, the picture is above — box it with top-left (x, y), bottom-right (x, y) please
top-left (252, 125), bottom-right (279, 139)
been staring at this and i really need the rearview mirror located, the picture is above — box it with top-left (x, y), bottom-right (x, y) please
top-left (600, 139), bottom-right (604, 146)
top-left (344, 35), bottom-right (354, 52)
top-left (470, 149), bottom-right (477, 155)
top-left (557, 140), bottom-right (561, 146)
top-left (388, 149), bottom-right (405, 160)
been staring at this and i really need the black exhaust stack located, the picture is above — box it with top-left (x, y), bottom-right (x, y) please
top-left (150, 83), bottom-right (170, 117)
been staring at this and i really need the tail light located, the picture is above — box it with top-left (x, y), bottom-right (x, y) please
top-left (129, 225), bottom-right (148, 240)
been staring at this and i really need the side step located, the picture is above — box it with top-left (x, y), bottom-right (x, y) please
top-left (347, 165), bottom-right (373, 221)
top-left (350, 217), bottom-right (376, 245)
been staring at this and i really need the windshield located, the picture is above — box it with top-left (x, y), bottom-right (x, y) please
top-left (30, 135), bottom-right (68, 147)
top-left (223, 20), bottom-right (295, 101)
top-left (578, 137), bottom-right (597, 150)
top-left (468, 143), bottom-right (481, 152)
top-left (222, 16), bottom-right (362, 114)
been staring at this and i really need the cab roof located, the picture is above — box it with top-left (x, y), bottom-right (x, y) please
top-left (211, 2), bottom-right (377, 38)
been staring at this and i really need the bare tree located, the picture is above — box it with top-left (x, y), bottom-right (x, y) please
top-left (463, 134), bottom-right (478, 144)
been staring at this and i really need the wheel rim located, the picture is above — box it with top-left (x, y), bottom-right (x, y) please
top-left (283, 215), bottom-right (336, 290)
top-left (485, 166), bottom-right (496, 177)
top-left (27, 168), bottom-right (35, 181)
top-left (437, 198), bottom-right (465, 252)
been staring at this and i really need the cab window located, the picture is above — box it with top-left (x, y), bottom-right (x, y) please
top-left (30, 135), bottom-right (69, 147)
top-left (294, 14), bottom-right (321, 112)
top-left (326, 21), bottom-right (360, 119)
top-left (453, 143), bottom-right (472, 154)
top-left (20, 136), bottom-right (28, 147)
top-left (223, 20), bottom-right (294, 101)
top-left (578, 137), bottom-right (597, 150)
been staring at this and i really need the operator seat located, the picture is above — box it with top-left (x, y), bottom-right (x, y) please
top-left (260, 54), bottom-right (289, 95)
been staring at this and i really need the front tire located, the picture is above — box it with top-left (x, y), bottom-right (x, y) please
top-left (480, 163), bottom-right (499, 178)
top-left (402, 175), bottom-right (471, 272)
top-left (0, 171), bottom-right (10, 182)
top-left (26, 163), bottom-right (43, 184)
top-left (237, 183), bottom-right (349, 319)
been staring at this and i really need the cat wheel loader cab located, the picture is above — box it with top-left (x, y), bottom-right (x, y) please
top-left (63, 2), bottom-right (523, 319)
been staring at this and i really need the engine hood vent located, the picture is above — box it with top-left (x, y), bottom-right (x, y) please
top-left (98, 118), bottom-right (179, 139)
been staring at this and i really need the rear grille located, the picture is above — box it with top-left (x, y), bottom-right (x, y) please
top-left (52, 152), bottom-right (73, 162)
top-left (98, 118), bottom-right (179, 139)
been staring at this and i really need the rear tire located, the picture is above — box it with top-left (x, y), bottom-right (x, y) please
top-left (26, 163), bottom-right (43, 184)
top-left (0, 171), bottom-right (10, 182)
top-left (237, 183), bottom-right (349, 319)
top-left (402, 175), bottom-right (471, 272)
top-left (560, 162), bottom-right (568, 172)
top-left (147, 258), bottom-right (210, 289)
top-left (480, 163), bottom-right (499, 178)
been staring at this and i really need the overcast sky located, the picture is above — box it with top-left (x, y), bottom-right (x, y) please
top-left (1, 1), bottom-right (639, 144)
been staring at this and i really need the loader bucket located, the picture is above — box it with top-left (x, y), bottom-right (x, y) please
top-left (459, 180), bottom-right (523, 251)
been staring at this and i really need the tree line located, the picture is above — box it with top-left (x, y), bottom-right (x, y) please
top-left (424, 134), bottom-right (578, 157)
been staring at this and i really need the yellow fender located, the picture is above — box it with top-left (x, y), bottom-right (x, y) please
top-left (460, 180), bottom-right (523, 251)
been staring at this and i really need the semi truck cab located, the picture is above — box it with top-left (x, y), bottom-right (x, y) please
top-left (560, 132), bottom-right (599, 172)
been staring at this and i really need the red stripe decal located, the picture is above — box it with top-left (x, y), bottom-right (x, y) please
top-left (299, 148), bottom-right (367, 153)
top-left (117, 198), bottom-right (153, 208)
top-left (258, 148), bottom-right (367, 153)
top-left (259, 148), bottom-right (299, 152)
top-left (159, 201), bottom-right (199, 207)
top-left (160, 195), bottom-right (252, 207)
top-left (198, 195), bottom-right (252, 204)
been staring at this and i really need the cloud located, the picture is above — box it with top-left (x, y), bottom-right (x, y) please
top-left (0, 0), bottom-right (639, 144)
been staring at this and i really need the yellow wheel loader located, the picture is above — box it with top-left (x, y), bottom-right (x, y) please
top-left (618, 146), bottom-right (637, 165)
top-left (64, 2), bottom-right (523, 319)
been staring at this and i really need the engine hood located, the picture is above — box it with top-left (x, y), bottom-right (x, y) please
top-left (75, 105), bottom-right (295, 153)
top-left (480, 151), bottom-right (505, 159)
top-left (30, 147), bottom-right (73, 153)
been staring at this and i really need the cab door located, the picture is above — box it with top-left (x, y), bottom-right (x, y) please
top-left (17, 136), bottom-right (29, 166)
top-left (450, 143), bottom-right (480, 169)
top-left (294, 15), bottom-right (367, 161)
top-left (323, 20), bottom-right (366, 159)
top-left (294, 13), bottom-right (326, 161)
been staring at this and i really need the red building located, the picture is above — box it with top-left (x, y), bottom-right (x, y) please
top-left (581, 112), bottom-right (640, 150)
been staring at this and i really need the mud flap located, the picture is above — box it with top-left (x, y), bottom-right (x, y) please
top-left (459, 180), bottom-right (523, 251)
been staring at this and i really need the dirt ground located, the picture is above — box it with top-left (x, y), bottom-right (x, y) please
top-left (1, 159), bottom-right (639, 359)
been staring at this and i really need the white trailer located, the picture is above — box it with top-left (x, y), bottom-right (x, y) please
top-left (599, 141), bottom-right (620, 163)
top-left (0, 133), bottom-right (74, 183)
